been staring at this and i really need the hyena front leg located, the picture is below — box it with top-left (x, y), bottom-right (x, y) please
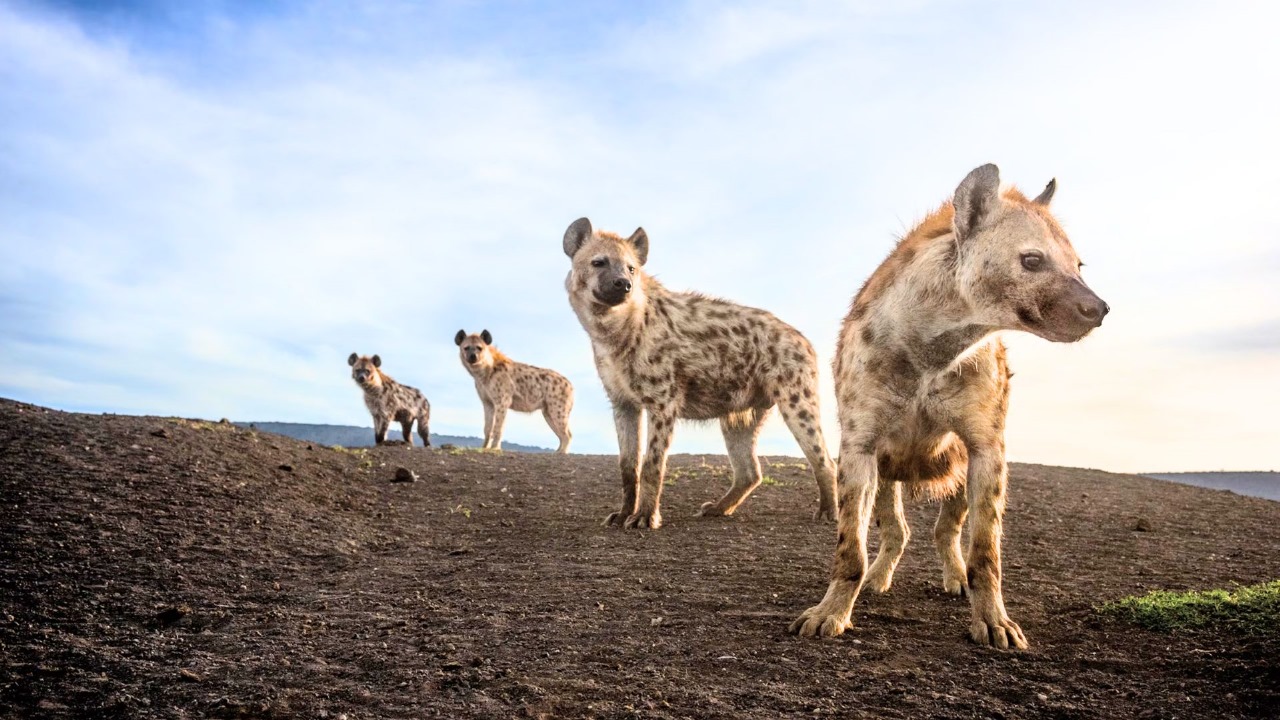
top-left (700, 408), bottom-right (770, 517)
top-left (776, 393), bottom-right (838, 521)
top-left (964, 447), bottom-right (1027, 649)
top-left (604, 401), bottom-right (642, 527)
top-left (489, 401), bottom-right (509, 451)
top-left (373, 415), bottom-right (390, 445)
top-left (790, 451), bottom-right (878, 637)
top-left (481, 400), bottom-right (495, 449)
top-left (864, 477), bottom-right (910, 593)
top-left (625, 404), bottom-right (675, 530)
top-left (399, 419), bottom-right (414, 446)
top-left (935, 488), bottom-right (969, 596)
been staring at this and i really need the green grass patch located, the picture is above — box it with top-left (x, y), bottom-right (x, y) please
top-left (1098, 580), bottom-right (1280, 634)
top-left (760, 475), bottom-right (786, 487)
top-left (439, 445), bottom-right (501, 455)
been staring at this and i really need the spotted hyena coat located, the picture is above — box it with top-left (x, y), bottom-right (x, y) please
top-left (347, 353), bottom-right (431, 447)
top-left (563, 217), bottom-right (838, 530)
top-left (790, 164), bottom-right (1108, 649)
top-left (455, 329), bottom-right (574, 454)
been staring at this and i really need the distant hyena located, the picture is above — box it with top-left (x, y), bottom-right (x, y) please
top-left (454, 329), bottom-right (575, 453)
top-left (563, 218), bottom-right (838, 529)
top-left (790, 164), bottom-right (1108, 649)
top-left (347, 353), bottom-right (431, 447)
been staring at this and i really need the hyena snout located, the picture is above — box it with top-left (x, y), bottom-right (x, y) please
top-left (1037, 280), bottom-right (1109, 341)
top-left (1065, 280), bottom-right (1108, 328)
top-left (595, 275), bottom-right (632, 306)
top-left (465, 352), bottom-right (479, 365)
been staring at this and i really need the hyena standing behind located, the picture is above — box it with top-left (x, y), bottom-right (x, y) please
top-left (455, 329), bottom-right (575, 453)
top-left (347, 353), bottom-right (432, 447)
top-left (563, 218), bottom-right (838, 529)
top-left (790, 164), bottom-right (1108, 649)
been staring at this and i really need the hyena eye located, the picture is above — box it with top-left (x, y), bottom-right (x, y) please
top-left (591, 258), bottom-right (607, 268)
top-left (627, 265), bottom-right (635, 273)
top-left (1020, 252), bottom-right (1045, 271)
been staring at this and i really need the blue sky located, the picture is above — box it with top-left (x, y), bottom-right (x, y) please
top-left (2, 0), bottom-right (1277, 472)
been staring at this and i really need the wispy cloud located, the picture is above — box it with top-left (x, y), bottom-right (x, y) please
top-left (1, 0), bottom-right (1277, 472)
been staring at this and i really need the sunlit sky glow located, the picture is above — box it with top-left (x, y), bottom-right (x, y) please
top-left (2, 0), bottom-right (1277, 473)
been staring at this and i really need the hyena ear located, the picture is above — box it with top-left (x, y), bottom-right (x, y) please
top-left (563, 217), bottom-right (593, 258)
top-left (1033, 178), bottom-right (1056, 206)
top-left (480, 329), bottom-right (492, 345)
top-left (371, 355), bottom-right (382, 368)
top-left (952, 163), bottom-right (1002, 242)
top-left (454, 330), bottom-right (466, 346)
top-left (347, 353), bottom-right (358, 367)
top-left (627, 227), bottom-right (649, 265)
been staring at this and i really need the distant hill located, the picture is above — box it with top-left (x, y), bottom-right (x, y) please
top-left (1145, 472), bottom-right (1280, 501)
top-left (235, 421), bottom-right (551, 453)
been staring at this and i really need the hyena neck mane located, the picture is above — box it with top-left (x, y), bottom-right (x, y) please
top-left (858, 201), bottom-right (1001, 371)
top-left (469, 346), bottom-right (514, 378)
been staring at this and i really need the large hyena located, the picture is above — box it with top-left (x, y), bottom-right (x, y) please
top-left (348, 353), bottom-right (432, 447)
top-left (790, 164), bottom-right (1108, 649)
top-left (454, 329), bottom-right (575, 453)
top-left (563, 218), bottom-right (838, 529)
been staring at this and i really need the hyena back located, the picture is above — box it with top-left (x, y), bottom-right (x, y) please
top-left (563, 217), bottom-right (838, 529)
top-left (347, 353), bottom-right (431, 447)
top-left (455, 329), bottom-right (574, 453)
top-left (790, 164), bottom-right (1108, 649)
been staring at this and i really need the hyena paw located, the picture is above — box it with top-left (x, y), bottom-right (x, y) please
top-left (942, 574), bottom-right (968, 597)
top-left (602, 511), bottom-right (627, 527)
top-left (697, 501), bottom-right (729, 517)
top-left (788, 604), bottom-right (853, 638)
top-left (813, 502), bottom-right (837, 523)
top-left (969, 612), bottom-right (1028, 650)
top-left (623, 508), bottom-right (662, 529)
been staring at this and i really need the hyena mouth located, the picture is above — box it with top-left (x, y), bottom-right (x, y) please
top-left (592, 289), bottom-right (630, 307)
top-left (1016, 306), bottom-right (1039, 327)
top-left (466, 354), bottom-right (478, 364)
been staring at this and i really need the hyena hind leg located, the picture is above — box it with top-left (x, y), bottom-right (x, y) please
top-left (935, 488), bottom-right (969, 596)
top-left (400, 419), bottom-right (414, 446)
top-left (700, 408), bottom-right (770, 517)
top-left (541, 407), bottom-right (572, 454)
top-left (775, 394), bottom-right (838, 521)
top-left (864, 478), bottom-right (910, 593)
top-left (417, 412), bottom-right (431, 447)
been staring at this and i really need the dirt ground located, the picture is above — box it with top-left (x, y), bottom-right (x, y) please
top-left (2, 399), bottom-right (1277, 719)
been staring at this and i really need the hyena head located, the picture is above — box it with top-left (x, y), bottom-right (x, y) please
top-left (454, 329), bottom-right (495, 369)
top-left (348, 352), bottom-right (383, 390)
top-left (562, 217), bottom-right (649, 309)
top-left (951, 164), bottom-right (1109, 343)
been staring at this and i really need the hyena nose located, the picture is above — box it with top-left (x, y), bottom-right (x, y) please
top-left (1078, 298), bottom-right (1108, 324)
top-left (613, 278), bottom-right (632, 292)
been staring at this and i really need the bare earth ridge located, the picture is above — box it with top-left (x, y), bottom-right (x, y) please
top-left (1, 399), bottom-right (1277, 719)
